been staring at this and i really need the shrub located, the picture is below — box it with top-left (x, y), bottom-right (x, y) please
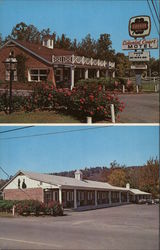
top-left (68, 84), bottom-right (124, 121)
top-left (0, 92), bottom-right (27, 113)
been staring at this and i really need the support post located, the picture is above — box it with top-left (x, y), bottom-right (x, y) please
top-left (96, 69), bottom-right (100, 78)
top-left (109, 191), bottom-right (111, 205)
top-left (155, 84), bottom-right (157, 92)
top-left (85, 69), bottom-right (88, 79)
top-left (136, 85), bottom-right (139, 93)
top-left (12, 205), bottom-right (15, 216)
top-left (122, 85), bottom-right (125, 93)
top-left (74, 189), bottom-right (77, 209)
top-left (127, 192), bottom-right (129, 203)
top-left (119, 192), bottom-right (121, 204)
top-left (59, 187), bottom-right (62, 205)
top-left (110, 104), bottom-right (115, 123)
top-left (95, 190), bottom-right (97, 206)
top-left (71, 67), bottom-right (74, 90)
top-left (87, 117), bottom-right (92, 124)
top-left (112, 71), bottom-right (115, 78)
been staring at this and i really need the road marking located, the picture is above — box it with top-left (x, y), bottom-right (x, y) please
top-left (0, 237), bottom-right (61, 248)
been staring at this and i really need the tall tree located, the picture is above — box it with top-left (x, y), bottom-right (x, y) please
top-left (77, 34), bottom-right (97, 58)
top-left (55, 34), bottom-right (72, 49)
top-left (96, 33), bottom-right (115, 61)
top-left (115, 53), bottom-right (131, 77)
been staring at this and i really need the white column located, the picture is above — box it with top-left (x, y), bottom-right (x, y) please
top-left (112, 71), bottom-right (115, 78)
top-left (95, 190), bottom-right (97, 206)
top-left (85, 69), bottom-right (88, 79)
top-left (96, 69), bottom-right (100, 78)
top-left (74, 189), bottom-right (77, 209)
top-left (71, 67), bottom-right (74, 90)
top-left (59, 187), bottom-right (62, 205)
top-left (53, 191), bottom-right (55, 201)
top-left (119, 192), bottom-right (121, 203)
top-left (109, 191), bottom-right (111, 205)
top-left (127, 192), bottom-right (129, 203)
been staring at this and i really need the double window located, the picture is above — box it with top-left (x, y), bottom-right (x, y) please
top-left (29, 69), bottom-right (47, 82)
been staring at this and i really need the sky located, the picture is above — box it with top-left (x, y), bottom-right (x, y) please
top-left (0, 125), bottom-right (159, 179)
top-left (0, 0), bottom-right (159, 58)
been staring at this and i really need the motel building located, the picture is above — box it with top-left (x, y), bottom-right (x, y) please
top-left (0, 35), bottom-right (115, 89)
top-left (1, 170), bottom-right (151, 210)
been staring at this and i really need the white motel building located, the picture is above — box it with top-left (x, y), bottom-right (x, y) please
top-left (1, 170), bottom-right (151, 209)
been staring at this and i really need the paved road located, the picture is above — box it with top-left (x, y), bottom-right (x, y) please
top-left (118, 93), bottom-right (159, 123)
top-left (0, 204), bottom-right (158, 250)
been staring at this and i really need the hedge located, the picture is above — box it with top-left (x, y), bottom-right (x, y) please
top-left (0, 200), bottom-right (63, 216)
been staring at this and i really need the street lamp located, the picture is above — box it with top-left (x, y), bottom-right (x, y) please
top-left (3, 51), bottom-right (17, 114)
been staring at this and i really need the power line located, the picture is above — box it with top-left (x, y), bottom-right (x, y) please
top-left (147, 0), bottom-right (159, 34)
top-left (0, 126), bottom-right (34, 134)
top-left (151, 0), bottom-right (160, 22)
top-left (0, 166), bottom-right (33, 199)
top-left (0, 125), bottom-right (113, 141)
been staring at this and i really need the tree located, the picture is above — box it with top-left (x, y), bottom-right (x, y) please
top-left (76, 34), bottom-right (97, 58)
top-left (115, 53), bottom-right (131, 77)
top-left (0, 33), bottom-right (3, 46)
top-left (107, 168), bottom-right (127, 187)
top-left (96, 33), bottom-right (115, 61)
top-left (55, 34), bottom-right (72, 49)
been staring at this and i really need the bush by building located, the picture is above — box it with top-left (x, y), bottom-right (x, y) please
top-left (0, 199), bottom-right (63, 216)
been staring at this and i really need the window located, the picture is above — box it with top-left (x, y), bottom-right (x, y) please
top-left (5, 70), bottom-right (17, 81)
top-left (55, 68), bottom-right (63, 82)
top-left (18, 179), bottom-right (21, 189)
top-left (29, 69), bottom-right (47, 82)
top-left (22, 179), bottom-right (27, 189)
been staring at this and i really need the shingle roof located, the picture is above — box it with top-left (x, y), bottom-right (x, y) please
top-left (129, 189), bottom-right (151, 195)
top-left (2, 39), bottom-right (75, 64)
top-left (22, 170), bottom-right (127, 191)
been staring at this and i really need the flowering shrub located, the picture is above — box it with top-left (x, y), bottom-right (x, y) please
top-left (68, 83), bottom-right (124, 121)
top-left (15, 200), bottom-right (63, 216)
top-left (24, 83), bottom-right (71, 112)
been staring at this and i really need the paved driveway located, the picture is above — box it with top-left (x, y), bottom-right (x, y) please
top-left (0, 204), bottom-right (158, 250)
top-left (118, 93), bottom-right (159, 123)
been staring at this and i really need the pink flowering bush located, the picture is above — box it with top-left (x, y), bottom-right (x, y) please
top-left (68, 83), bottom-right (124, 121)
top-left (23, 82), bottom-right (124, 122)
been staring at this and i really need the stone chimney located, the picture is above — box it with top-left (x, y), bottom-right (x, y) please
top-left (126, 183), bottom-right (130, 190)
top-left (75, 170), bottom-right (83, 181)
top-left (42, 35), bottom-right (54, 49)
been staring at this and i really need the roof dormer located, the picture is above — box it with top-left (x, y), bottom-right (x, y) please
top-left (42, 35), bottom-right (54, 49)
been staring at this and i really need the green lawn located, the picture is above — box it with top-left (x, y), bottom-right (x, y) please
top-left (0, 111), bottom-right (81, 123)
top-left (0, 212), bottom-right (14, 218)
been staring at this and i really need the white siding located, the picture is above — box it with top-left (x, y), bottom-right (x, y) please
top-left (4, 175), bottom-right (58, 190)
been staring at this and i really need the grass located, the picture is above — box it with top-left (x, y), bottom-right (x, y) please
top-left (0, 111), bottom-right (82, 123)
top-left (0, 212), bottom-right (14, 218)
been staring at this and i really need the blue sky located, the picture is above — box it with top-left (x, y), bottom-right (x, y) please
top-left (0, 0), bottom-right (159, 58)
top-left (0, 125), bottom-right (159, 179)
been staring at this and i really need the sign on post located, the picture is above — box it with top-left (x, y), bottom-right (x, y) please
top-left (122, 38), bottom-right (158, 50)
top-left (129, 15), bottom-right (151, 38)
top-left (129, 51), bottom-right (150, 61)
top-left (131, 65), bottom-right (147, 70)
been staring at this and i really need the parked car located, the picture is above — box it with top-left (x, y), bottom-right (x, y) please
top-left (146, 199), bottom-right (153, 205)
top-left (154, 198), bottom-right (159, 204)
top-left (137, 199), bottom-right (147, 204)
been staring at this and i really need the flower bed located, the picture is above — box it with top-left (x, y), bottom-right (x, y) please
top-left (0, 200), bottom-right (63, 216)
top-left (0, 82), bottom-right (125, 122)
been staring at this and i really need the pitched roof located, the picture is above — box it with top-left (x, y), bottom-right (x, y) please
top-left (129, 188), bottom-right (151, 195)
top-left (1, 39), bottom-right (75, 64)
top-left (1, 170), bottom-right (151, 195)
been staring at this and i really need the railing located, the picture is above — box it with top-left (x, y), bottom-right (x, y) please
top-left (52, 55), bottom-right (115, 69)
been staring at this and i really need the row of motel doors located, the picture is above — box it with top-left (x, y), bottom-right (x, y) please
top-left (44, 189), bottom-right (129, 208)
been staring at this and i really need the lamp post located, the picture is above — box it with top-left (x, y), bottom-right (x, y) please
top-left (3, 52), bottom-right (17, 114)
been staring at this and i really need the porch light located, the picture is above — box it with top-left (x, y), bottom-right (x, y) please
top-left (3, 51), bottom-right (17, 114)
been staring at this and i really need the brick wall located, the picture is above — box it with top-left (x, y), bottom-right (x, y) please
top-left (4, 188), bottom-right (44, 202)
top-left (0, 44), bottom-right (55, 85)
